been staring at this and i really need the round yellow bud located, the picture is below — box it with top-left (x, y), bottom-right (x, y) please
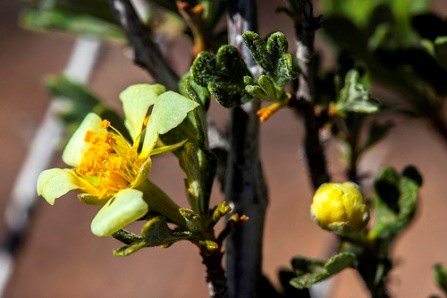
top-left (311, 182), bottom-right (369, 235)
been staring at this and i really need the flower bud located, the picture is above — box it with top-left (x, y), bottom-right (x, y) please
top-left (311, 182), bottom-right (369, 235)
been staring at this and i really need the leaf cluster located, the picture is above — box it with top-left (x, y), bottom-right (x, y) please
top-left (322, 1), bottom-right (447, 118)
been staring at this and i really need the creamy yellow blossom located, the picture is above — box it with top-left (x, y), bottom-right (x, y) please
top-left (311, 182), bottom-right (369, 234)
top-left (37, 84), bottom-right (198, 236)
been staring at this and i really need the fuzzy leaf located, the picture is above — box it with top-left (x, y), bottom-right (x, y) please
top-left (335, 70), bottom-right (379, 115)
top-left (243, 31), bottom-right (298, 86)
top-left (180, 73), bottom-right (211, 110)
top-left (91, 189), bottom-right (148, 237)
top-left (191, 45), bottom-right (252, 108)
top-left (369, 166), bottom-right (422, 241)
top-left (290, 253), bottom-right (356, 289)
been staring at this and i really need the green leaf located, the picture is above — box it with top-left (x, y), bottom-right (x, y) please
top-left (91, 189), bottom-right (148, 237)
top-left (21, 9), bottom-right (124, 40)
top-left (113, 216), bottom-right (192, 256)
top-left (369, 166), bottom-right (422, 241)
top-left (191, 45), bottom-right (252, 108)
top-left (242, 31), bottom-right (298, 86)
top-left (335, 70), bottom-right (379, 115)
top-left (141, 91), bottom-right (199, 157)
top-left (434, 264), bottom-right (447, 295)
top-left (290, 253), bottom-right (356, 289)
top-left (180, 73), bottom-right (211, 110)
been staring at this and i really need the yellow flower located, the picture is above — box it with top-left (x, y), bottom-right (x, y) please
top-left (37, 84), bottom-right (199, 236)
top-left (311, 182), bottom-right (369, 234)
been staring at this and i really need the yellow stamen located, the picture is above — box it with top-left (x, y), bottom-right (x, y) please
top-left (76, 121), bottom-right (144, 199)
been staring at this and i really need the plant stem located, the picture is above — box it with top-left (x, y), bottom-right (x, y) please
top-left (225, 1), bottom-right (268, 297)
top-left (201, 249), bottom-right (228, 298)
top-left (293, 0), bottom-right (329, 190)
top-left (108, 0), bottom-right (179, 90)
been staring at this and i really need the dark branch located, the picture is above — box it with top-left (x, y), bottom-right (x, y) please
top-left (225, 1), bottom-right (268, 298)
top-left (201, 250), bottom-right (228, 298)
top-left (292, 0), bottom-right (329, 190)
top-left (109, 0), bottom-right (179, 90)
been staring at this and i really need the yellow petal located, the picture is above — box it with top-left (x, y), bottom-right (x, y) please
top-left (62, 113), bottom-right (104, 167)
top-left (37, 168), bottom-right (80, 205)
top-left (90, 189), bottom-right (148, 237)
top-left (119, 84), bottom-right (166, 142)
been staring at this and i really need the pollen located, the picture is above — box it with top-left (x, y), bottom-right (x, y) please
top-left (76, 121), bottom-right (144, 199)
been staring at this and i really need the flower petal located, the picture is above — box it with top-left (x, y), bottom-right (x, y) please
top-left (62, 113), bottom-right (104, 167)
top-left (119, 84), bottom-right (166, 142)
top-left (90, 189), bottom-right (148, 237)
top-left (37, 168), bottom-right (80, 205)
top-left (141, 91), bottom-right (199, 157)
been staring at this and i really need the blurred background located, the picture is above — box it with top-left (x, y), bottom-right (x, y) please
top-left (1, 0), bottom-right (447, 297)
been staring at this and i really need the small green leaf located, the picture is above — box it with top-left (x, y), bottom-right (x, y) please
top-left (91, 189), bottom-right (148, 237)
top-left (191, 45), bottom-right (252, 108)
top-left (434, 264), bottom-right (447, 295)
top-left (290, 253), bottom-right (356, 289)
top-left (242, 31), bottom-right (298, 86)
top-left (335, 70), bottom-right (379, 115)
top-left (369, 166), bottom-right (422, 241)
top-left (142, 216), bottom-right (191, 246)
top-left (179, 208), bottom-right (202, 232)
top-left (113, 216), bottom-right (192, 256)
top-left (180, 73), bottom-right (211, 110)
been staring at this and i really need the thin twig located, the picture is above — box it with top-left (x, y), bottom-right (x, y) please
top-left (292, 0), bottom-right (329, 190)
top-left (109, 0), bottom-right (179, 90)
top-left (225, 1), bottom-right (269, 297)
top-left (201, 250), bottom-right (228, 298)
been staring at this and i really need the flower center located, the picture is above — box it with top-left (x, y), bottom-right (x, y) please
top-left (76, 120), bottom-right (143, 199)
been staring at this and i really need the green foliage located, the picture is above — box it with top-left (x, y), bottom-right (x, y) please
top-left (113, 216), bottom-right (192, 256)
top-left (21, 0), bottom-right (123, 40)
top-left (191, 45), bottom-right (252, 107)
top-left (321, 1), bottom-right (447, 119)
top-left (180, 73), bottom-right (211, 111)
top-left (335, 69), bottom-right (379, 115)
top-left (290, 253), bottom-right (356, 289)
top-left (434, 264), bottom-right (447, 295)
top-left (243, 31), bottom-right (298, 87)
top-left (369, 166), bottom-right (423, 242)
